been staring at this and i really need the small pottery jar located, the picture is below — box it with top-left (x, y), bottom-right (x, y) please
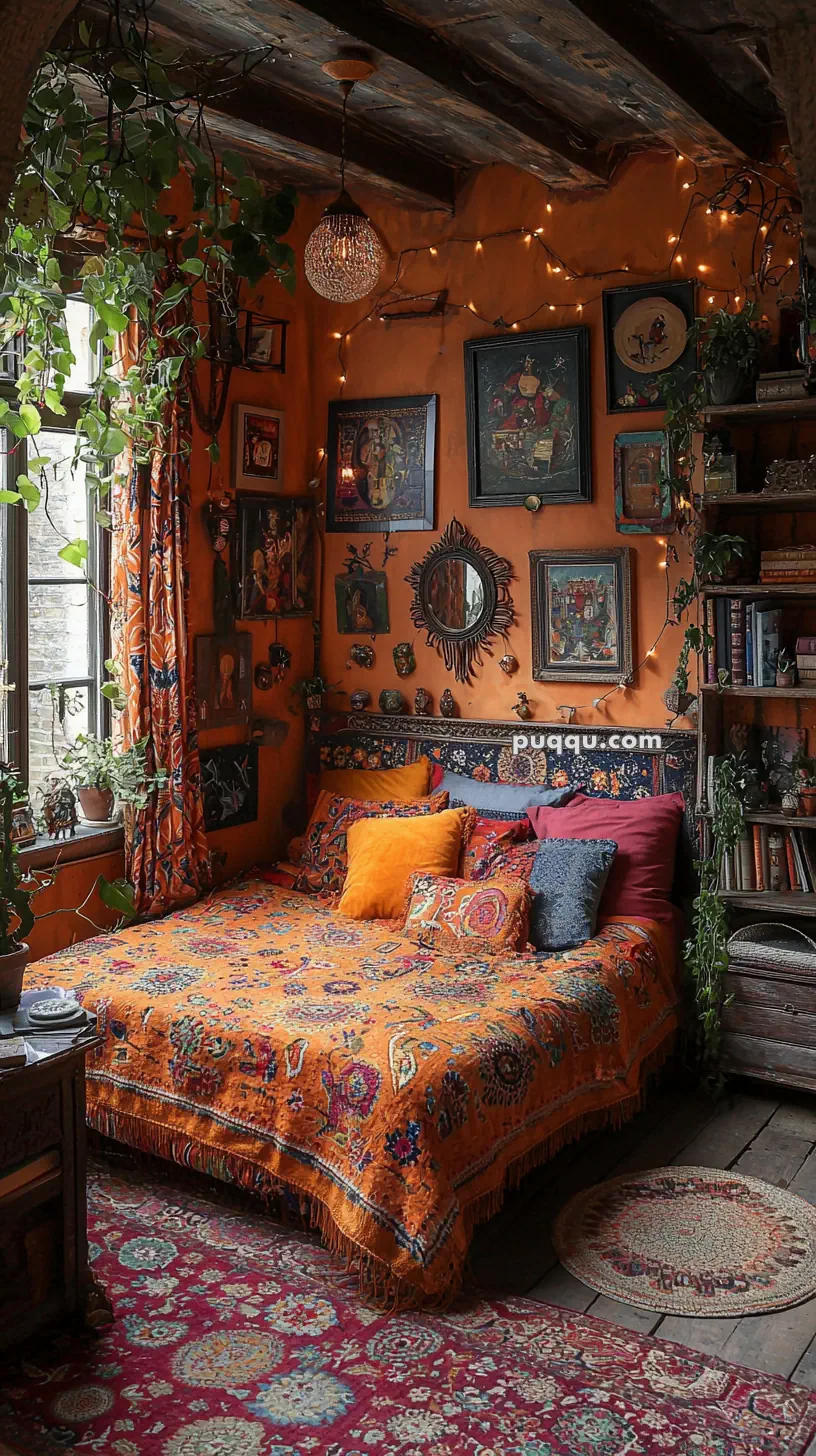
top-left (781, 787), bottom-right (800, 816)
top-left (379, 688), bottom-right (405, 715)
top-left (350, 689), bottom-right (371, 711)
top-left (393, 642), bottom-right (416, 677)
top-left (413, 686), bottom-right (432, 715)
top-left (499, 654), bottom-right (519, 676)
top-left (776, 667), bottom-right (796, 688)
top-left (0, 942), bottom-right (28, 1011)
top-left (77, 785), bottom-right (116, 823)
top-left (440, 688), bottom-right (458, 718)
top-left (350, 643), bottom-right (375, 669)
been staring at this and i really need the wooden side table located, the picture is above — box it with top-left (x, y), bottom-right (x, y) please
top-left (0, 1037), bottom-right (112, 1350)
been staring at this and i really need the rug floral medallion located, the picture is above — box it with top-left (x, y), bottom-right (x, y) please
top-left (1, 1162), bottom-right (815, 1456)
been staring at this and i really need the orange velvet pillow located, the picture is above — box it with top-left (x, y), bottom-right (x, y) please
top-left (401, 872), bottom-right (530, 955)
top-left (339, 807), bottom-right (472, 920)
top-left (318, 757), bottom-right (432, 802)
top-left (297, 788), bottom-right (449, 893)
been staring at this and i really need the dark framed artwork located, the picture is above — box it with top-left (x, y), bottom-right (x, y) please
top-left (464, 327), bottom-right (591, 507)
top-left (233, 403), bottom-right (285, 488)
top-left (326, 394), bottom-right (436, 533)
top-left (335, 568), bottom-right (390, 635)
top-left (195, 633), bottom-right (252, 728)
top-left (530, 547), bottom-right (633, 683)
top-left (614, 431), bottom-right (673, 534)
top-left (243, 313), bottom-right (287, 372)
top-left (200, 744), bottom-right (259, 830)
top-left (603, 280), bottom-right (696, 413)
top-left (235, 494), bottom-right (314, 620)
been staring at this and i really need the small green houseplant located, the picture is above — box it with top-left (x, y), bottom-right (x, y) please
top-left (62, 734), bottom-right (154, 822)
top-left (696, 303), bottom-right (768, 407)
top-left (291, 676), bottom-right (339, 714)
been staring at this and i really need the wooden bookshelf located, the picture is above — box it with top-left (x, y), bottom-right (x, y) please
top-left (703, 398), bottom-right (816, 422)
top-left (703, 583), bottom-right (816, 597)
top-left (700, 810), bottom-right (816, 829)
top-left (700, 683), bottom-right (816, 699)
top-left (719, 890), bottom-right (816, 917)
top-left (699, 490), bottom-right (816, 512)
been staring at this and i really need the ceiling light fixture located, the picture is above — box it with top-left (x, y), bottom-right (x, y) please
top-left (304, 58), bottom-right (385, 303)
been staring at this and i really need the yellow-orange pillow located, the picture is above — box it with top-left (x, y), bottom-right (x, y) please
top-left (339, 807), bottom-right (471, 920)
top-left (319, 757), bottom-right (431, 803)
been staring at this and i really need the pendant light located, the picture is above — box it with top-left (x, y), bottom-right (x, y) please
top-left (304, 59), bottom-right (385, 303)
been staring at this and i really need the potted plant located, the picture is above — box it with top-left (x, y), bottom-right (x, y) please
top-left (793, 754), bottom-right (816, 817)
top-left (776, 646), bottom-right (797, 688)
top-left (62, 734), bottom-right (154, 823)
top-left (693, 531), bottom-right (749, 585)
top-left (0, 765), bottom-right (36, 1009)
top-left (291, 676), bottom-right (339, 714)
top-left (697, 303), bottom-right (768, 407)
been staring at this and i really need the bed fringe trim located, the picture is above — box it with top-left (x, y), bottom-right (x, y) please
top-left (87, 1031), bottom-right (676, 1311)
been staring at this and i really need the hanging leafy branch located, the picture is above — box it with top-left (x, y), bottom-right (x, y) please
top-left (0, 0), bottom-right (297, 570)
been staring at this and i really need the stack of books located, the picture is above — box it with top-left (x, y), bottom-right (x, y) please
top-left (704, 598), bottom-right (781, 686)
top-left (760, 547), bottom-right (816, 583)
top-left (797, 636), bottom-right (816, 685)
top-left (720, 822), bottom-right (816, 894)
top-left (755, 370), bottom-right (808, 403)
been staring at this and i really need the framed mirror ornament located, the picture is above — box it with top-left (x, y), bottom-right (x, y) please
top-left (406, 518), bottom-right (515, 683)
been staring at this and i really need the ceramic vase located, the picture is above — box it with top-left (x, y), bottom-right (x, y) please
top-left (0, 943), bottom-right (28, 1011)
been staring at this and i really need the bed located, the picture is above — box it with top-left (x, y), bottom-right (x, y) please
top-left (29, 875), bottom-right (680, 1305)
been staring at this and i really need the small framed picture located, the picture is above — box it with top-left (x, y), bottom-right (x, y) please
top-left (200, 744), bottom-right (259, 831)
top-left (243, 313), bottom-right (287, 372)
top-left (235, 493), bottom-right (315, 620)
top-left (603, 280), bottom-right (696, 413)
top-left (326, 394), bottom-right (436, 533)
top-left (195, 634), bottom-right (252, 729)
top-left (530, 547), bottom-right (633, 683)
top-left (614, 431), bottom-right (673, 533)
top-left (234, 403), bottom-right (285, 489)
top-left (334, 568), bottom-right (390, 635)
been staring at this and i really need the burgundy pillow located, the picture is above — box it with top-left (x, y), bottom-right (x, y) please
top-left (526, 791), bottom-right (685, 924)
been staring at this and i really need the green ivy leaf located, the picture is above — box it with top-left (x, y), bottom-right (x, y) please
top-left (97, 874), bottom-right (136, 920)
top-left (98, 426), bottom-right (128, 458)
top-left (206, 439), bottom-right (220, 463)
top-left (179, 257), bottom-right (204, 276)
top-left (43, 387), bottom-right (66, 415)
top-left (58, 537), bottom-right (89, 567)
top-left (19, 403), bottom-right (41, 433)
top-left (0, 489), bottom-right (22, 503)
top-left (97, 301), bottom-right (130, 334)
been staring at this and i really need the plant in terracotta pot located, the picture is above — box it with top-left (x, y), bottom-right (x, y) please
top-left (776, 646), bottom-right (797, 688)
top-left (696, 303), bottom-right (768, 407)
top-left (0, 765), bottom-right (38, 1010)
top-left (290, 676), bottom-right (340, 714)
top-left (693, 531), bottom-right (749, 586)
top-left (62, 734), bottom-right (154, 823)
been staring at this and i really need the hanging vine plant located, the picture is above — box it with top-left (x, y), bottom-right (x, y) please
top-left (0, 0), bottom-right (297, 592)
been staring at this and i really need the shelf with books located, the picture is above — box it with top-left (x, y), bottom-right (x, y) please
top-left (703, 399), bottom-right (816, 423)
top-left (719, 890), bottom-right (816, 917)
top-left (698, 491), bottom-right (816, 512)
top-left (700, 810), bottom-right (816, 829)
top-left (703, 584), bottom-right (816, 597)
top-left (700, 684), bottom-right (816, 698)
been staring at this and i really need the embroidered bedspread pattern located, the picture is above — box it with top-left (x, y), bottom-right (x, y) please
top-left (29, 879), bottom-right (680, 1300)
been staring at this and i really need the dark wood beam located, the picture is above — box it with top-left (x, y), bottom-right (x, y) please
top-left (562, 0), bottom-right (768, 162)
top-left (284, 0), bottom-right (609, 187)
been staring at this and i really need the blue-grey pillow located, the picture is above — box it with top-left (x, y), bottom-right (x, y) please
top-left (440, 769), bottom-right (574, 819)
top-left (528, 838), bottom-right (618, 951)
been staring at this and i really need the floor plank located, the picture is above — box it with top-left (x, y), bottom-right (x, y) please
top-left (766, 1101), bottom-right (816, 1141)
top-left (675, 1094), bottom-right (780, 1168)
top-left (791, 1335), bottom-right (816, 1391)
top-left (721, 1300), bottom-right (816, 1380)
top-left (732, 1128), bottom-right (813, 1188)
top-left (656, 1314), bottom-right (742, 1359)
top-left (526, 1264), bottom-right (596, 1312)
top-left (585, 1294), bottom-right (663, 1334)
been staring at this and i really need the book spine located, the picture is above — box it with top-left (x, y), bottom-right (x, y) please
top-left (738, 832), bottom-right (754, 891)
top-left (730, 599), bottom-right (746, 685)
top-left (705, 598), bottom-right (716, 685)
top-left (797, 670), bottom-right (816, 682)
top-left (761, 824), bottom-right (771, 890)
top-left (753, 823), bottom-right (765, 891)
top-left (760, 570), bottom-right (816, 581)
top-left (791, 830), bottom-right (810, 891)
top-left (762, 550), bottom-right (816, 563)
top-left (784, 832), bottom-right (799, 891)
top-left (716, 598), bottom-right (731, 678)
top-left (797, 637), bottom-right (816, 653)
top-left (796, 654), bottom-right (816, 668)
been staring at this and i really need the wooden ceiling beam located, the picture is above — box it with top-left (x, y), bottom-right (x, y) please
top-left (283, 0), bottom-right (610, 186)
top-left (562, 0), bottom-right (769, 161)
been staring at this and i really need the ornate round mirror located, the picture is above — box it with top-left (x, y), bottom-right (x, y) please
top-left (407, 519), bottom-right (514, 683)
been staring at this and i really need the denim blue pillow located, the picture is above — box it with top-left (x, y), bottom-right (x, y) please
top-left (529, 837), bottom-right (618, 951)
top-left (440, 770), bottom-right (574, 819)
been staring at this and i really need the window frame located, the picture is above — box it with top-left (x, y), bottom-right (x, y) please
top-left (0, 309), bottom-right (111, 789)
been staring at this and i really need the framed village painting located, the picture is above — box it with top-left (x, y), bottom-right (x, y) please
top-left (326, 394), bottom-right (436, 533)
top-left (194, 633), bottom-right (252, 729)
top-left (530, 547), bottom-right (632, 683)
top-left (603, 280), bottom-right (695, 412)
top-left (235, 494), bottom-right (315, 620)
top-left (234, 403), bottom-right (285, 488)
top-left (464, 327), bottom-right (591, 507)
top-left (614, 431), bottom-right (673, 533)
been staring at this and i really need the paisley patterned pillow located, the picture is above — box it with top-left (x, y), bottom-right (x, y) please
top-left (473, 839), bottom-right (538, 884)
top-left (401, 872), bottom-right (530, 955)
top-left (296, 789), bottom-right (449, 893)
top-left (461, 815), bottom-right (533, 881)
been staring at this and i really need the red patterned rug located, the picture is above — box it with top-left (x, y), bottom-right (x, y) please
top-left (1, 1160), bottom-right (815, 1456)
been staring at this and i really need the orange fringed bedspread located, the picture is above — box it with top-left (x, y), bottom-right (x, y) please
top-left (30, 878), bottom-right (680, 1304)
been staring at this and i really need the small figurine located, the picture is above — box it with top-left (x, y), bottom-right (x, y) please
top-left (413, 686), bottom-right (432, 716)
top-left (268, 643), bottom-right (292, 684)
top-left (393, 641), bottom-right (416, 678)
top-left (379, 688), bottom-right (405, 715)
top-left (499, 653), bottom-right (519, 676)
top-left (440, 688), bottom-right (458, 719)
top-left (41, 777), bottom-right (77, 840)
top-left (350, 643), bottom-right (375, 669)
top-left (557, 704), bottom-right (576, 725)
top-left (512, 691), bottom-right (533, 721)
top-left (350, 689), bottom-right (371, 711)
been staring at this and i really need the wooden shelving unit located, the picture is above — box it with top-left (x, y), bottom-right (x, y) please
top-left (704, 583), bottom-right (816, 597)
top-left (719, 890), bottom-right (816, 917)
top-left (703, 398), bottom-right (816, 423)
top-left (700, 490), bottom-right (816, 513)
top-left (700, 682), bottom-right (816, 699)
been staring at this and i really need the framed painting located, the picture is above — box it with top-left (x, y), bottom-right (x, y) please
top-left (464, 327), bottom-right (591, 507)
top-left (200, 744), bottom-right (259, 831)
top-left (603, 280), bottom-right (696, 413)
top-left (326, 394), bottom-right (436, 533)
top-left (234, 403), bottom-right (285, 488)
top-left (235, 494), bottom-right (314, 620)
top-left (335, 568), bottom-right (390, 635)
top-left (614, 431), bottom-right (673, 533)
top-left (243, 313), bottom-right (287, 372)
top-left (194, 633), bottom-right (252, 728)
top-left (530, 547), bottom-right (633, 683)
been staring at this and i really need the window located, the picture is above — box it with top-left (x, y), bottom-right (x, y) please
top-left (0, 298), bottom-right (109, 803)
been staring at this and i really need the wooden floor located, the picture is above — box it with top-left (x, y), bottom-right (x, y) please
top-left (470, 1078), bottom-right (816, 1389)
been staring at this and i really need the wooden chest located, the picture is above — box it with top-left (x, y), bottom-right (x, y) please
top-left (721, 960), bottom-right (816, 1093)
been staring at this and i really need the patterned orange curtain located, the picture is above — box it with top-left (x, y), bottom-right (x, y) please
top-left (110, 303), bottom-right (210, 917)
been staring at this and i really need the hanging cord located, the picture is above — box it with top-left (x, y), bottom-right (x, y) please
top-left (339, 81), bottom-right (354, 192)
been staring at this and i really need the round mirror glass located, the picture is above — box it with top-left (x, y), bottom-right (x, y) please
top-left (425, 556), bottom-right (486, 633)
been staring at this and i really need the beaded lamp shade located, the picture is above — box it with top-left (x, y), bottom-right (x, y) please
top-left (304, 63), bottom-right (384, 304)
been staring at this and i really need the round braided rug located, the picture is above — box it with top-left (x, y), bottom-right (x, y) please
top-left (552, 1165), bottom-right (816, 1316)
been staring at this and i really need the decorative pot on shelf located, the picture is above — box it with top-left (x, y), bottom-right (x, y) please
top-left (378, 688), bottom-right (405, 715)
top-left (782, 788), bottom-right (800, 816)
top-left (77, 786), bottom-right (116, 823)
top-left (704, 363), bottom-right (754, 408)
top-left (0, 943), bottom-right (28, 1011)
top-left (800, 787), bottom-right (816, 817)
top-left (413, 686), bottom-right (432, 716)
top-left (440, 688), bottom-right (458, 719)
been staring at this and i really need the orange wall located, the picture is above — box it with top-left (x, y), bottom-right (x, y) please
top-left (27, 848), bottom-right (125, 961)
top-left (309, 154), bottom-right (775, 726)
